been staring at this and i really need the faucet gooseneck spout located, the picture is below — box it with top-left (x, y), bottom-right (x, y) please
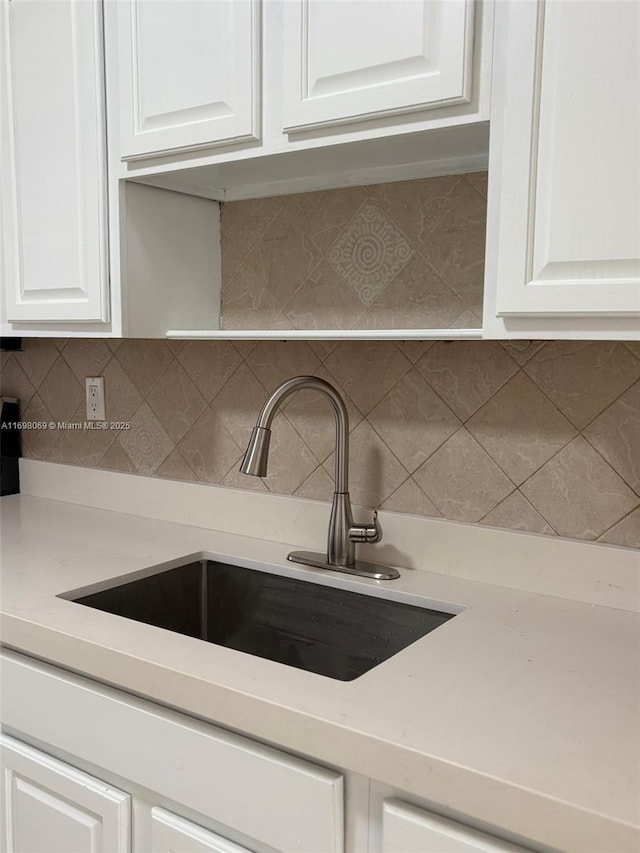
top-left (240, 376), bottom-right (400, 580)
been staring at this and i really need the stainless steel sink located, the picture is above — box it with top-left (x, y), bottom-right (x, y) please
top-left (67, 559), bottom-right (456, 681)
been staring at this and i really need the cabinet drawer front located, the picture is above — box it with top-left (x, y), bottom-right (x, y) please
top-left (118, 0), bottom-right (260, 160)
top-left (1, 734), bottom-right (130, 853)
top-left (0, 0), bottom-right (109, 323)
top-left (383, 800), bottom-right (528, 853)
top-left (151, 807), bottom-right (252, 853)
top-left (1, 651), bottom-right (343, 853)
top-left (282, 0), bottom-right (474, 133)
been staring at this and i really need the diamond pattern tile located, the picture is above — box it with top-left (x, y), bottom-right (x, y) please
top-left (584, 380), bottom-right (640, 494)
top-left (61, 339), bottom-right (112, 383)
top-left (467, 372), bottom-right (577, 485)
top-left (17, 339), bottom-right (59, 388)
top-left (598, 508), bottom-right (640, 549)
top-left (323, 420), bottom-right (408, 508)
top-left (177, 341), bottom-right (242, 401)
top-left (8, 176), bottom-right (640, 559)
top-left (368, 368), bottom-right (460, 473)
top-left (381, 478), bottom-right (442, 518)
top-left (38, 357), bottom-right (84, 424)
top-left (414, 428), bottom-right (513, 523)
top-left (146, 360), bottom-right (206, 442)
top-left (521, 437), bottom-right (638, 540)
top-left (480, 491), bottom-right (555, 536)
top-left (220, 175), bottom-right (488, 331)
top-left (324, 341), bottom-right (411, 415)
top-left (524, 342), bottom-right (640, 429)
top-left (115, 340), bottom-right (174, 397)
top-left (178, 406), bottom-right (242, 484)
top-left (416, 341), bottom-right (519, 421)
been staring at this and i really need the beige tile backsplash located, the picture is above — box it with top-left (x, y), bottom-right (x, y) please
top-left (220, 173), bottom-right (485, 330)
top-left (3, 337), bottom-right (639, 549)
top-left (1, 174), bottom-right (638, 549)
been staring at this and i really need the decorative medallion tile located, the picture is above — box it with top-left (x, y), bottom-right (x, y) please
top-left (327, 203), bottom-right (413, 306)
top-left (119, 403), bottom-right (173, 475)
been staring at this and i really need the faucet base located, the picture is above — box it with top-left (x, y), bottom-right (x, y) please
top-left (287, 550), bottom-right (400, 581)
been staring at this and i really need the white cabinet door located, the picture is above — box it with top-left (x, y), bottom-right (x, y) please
top-left (0, 0), bottom-right (109, 324)
top-left (281, 0), bottom-right (474, 133)
top-left (484, 0), bottom-right (640, 339)
top-left (118, 0), bottom-right (260, 160)
top-left (383, 801), bottom-right (528, 853)
top-left (151, 808), bottom-right (252, 853)
top-left (1, 734), bottom-right (130, 853)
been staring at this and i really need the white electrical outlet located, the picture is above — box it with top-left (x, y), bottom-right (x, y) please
top-left (86, 377), bottom-right (106, 421)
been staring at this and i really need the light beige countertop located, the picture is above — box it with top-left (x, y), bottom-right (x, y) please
top-left (1, 487), bottom-right (640, 852)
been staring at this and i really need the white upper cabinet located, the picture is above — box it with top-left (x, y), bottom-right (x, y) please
top-left (281, 0), bottom-right (475, 133)
top-left (0, 0), bottom-right (109, 323)
top-left (118, 0), bottom-right (260, 160)
top-left (484, 0), bottom-right (640, 339)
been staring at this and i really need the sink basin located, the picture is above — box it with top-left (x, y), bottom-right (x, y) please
top-left (69, 559), bottom-right (455, 681)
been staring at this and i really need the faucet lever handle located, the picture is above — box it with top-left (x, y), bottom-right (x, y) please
top-left (349, 509), bottom-right (382, 545)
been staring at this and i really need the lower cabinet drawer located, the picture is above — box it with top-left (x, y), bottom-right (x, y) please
top-left (151, 807), bottom-right (254, 853)
top-left (1, 650), bottom-right (343, 853)
top-left (382, 800), bottom-right (530, 853)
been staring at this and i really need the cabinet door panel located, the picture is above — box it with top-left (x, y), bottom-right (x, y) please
top-left (118, 0), bottom-right (260, 159)
top-left (0, 0), bottom-right (109, 323)
top-left (151, 807), bottom-right (252, 853)
top-left (282, 0), bottom-right (474, 133)
top-left (486, 0), bottom-right (640, 331)
top-left (1, 735), bottom-right (130, 853)
top-left (383, 800), bottom-right (528, 853)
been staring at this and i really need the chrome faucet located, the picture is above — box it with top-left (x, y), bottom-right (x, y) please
top-left (240, 376), bottom-right (400, 580)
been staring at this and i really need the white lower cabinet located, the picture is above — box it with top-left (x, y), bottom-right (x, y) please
top-left (0, 734), bottom-right (130, 853)
top-left (382, 800), bottom-right (528, 853)
top-left (0, 650), bottom-right (343, 853)
top-left (1, 651), bottom-right (537, 853)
